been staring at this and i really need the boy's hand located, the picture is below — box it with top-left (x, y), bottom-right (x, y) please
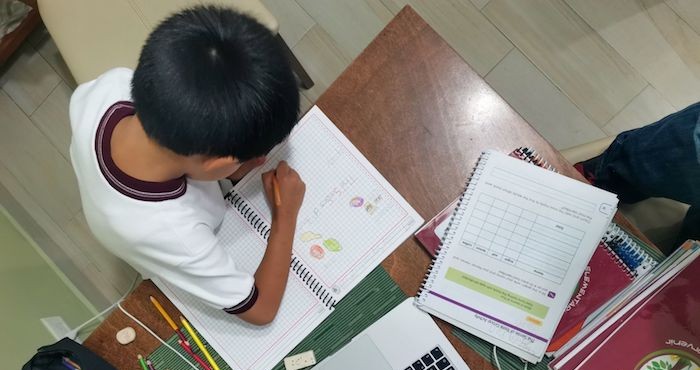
top-left (228, 156), bottom-right (266, 182)
top-left (262, 161), bottom-right (305, 219)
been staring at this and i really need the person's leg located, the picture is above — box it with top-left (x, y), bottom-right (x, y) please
top-left (676, 206), bottom-right (700, 246)
top-left (577, 102), bottom-right (700, 206)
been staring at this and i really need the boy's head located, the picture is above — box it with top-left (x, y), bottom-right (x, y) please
top-left (131, 6), bottom-right (299, 180)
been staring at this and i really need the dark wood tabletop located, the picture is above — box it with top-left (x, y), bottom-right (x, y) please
top-left (84, 6), bottom-right (655, 370)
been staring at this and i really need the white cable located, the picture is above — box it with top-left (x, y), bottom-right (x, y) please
top-left (492, 346), bottom-right (502, 370)
top-left (118, 302), bottom-right (199, 370)
top-left (68, 273), bottom-right (142, 340)
top-left (492, 345), bottom-right (531, 370)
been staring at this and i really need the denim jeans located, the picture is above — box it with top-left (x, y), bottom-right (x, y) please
top-left (589, 102), bottom-right (700, 245)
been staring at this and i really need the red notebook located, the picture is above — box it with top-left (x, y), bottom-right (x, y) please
top-left (551, 248), bottom-right (700, 370)
top-left (547, 241), bottom-right (633, 351)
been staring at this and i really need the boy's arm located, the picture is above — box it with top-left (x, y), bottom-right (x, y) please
top-left (235, 161), bottom-right (305, 325)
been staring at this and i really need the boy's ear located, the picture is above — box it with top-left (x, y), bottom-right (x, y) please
top-left (202, 156), bottom-right (239, 171)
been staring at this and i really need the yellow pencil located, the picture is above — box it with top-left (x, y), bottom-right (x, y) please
top-left (149, 296), bottom-right (178, 331)
top-left (272, 175), bottom-right (282, 206)
top-left (180, 316), bottom-right (220, 370)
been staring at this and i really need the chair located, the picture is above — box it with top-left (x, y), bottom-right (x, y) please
top-left (37, 0), bottom-right (313, 88)
top-left (560, 137), bottom-right (688, 253)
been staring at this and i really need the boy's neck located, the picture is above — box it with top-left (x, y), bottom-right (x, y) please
top-left (111, 115), bottom-right (186, 183)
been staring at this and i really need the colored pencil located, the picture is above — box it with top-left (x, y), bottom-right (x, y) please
top-left (137, 354), bottom-right (148, 370)
top-left (178, 339), bottom-right (212, 370)
top-left (272, 175), bottom-right (282, 206)
top-left (149, 296), bottom-right (178, 331)
top-left (146, 359), bottom-right (156, 370)
top-left (62, 357), bottom-right (81, 370)
top-left (180, 317), bottom-right (220, 370)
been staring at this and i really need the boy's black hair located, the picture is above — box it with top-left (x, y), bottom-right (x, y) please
top-left (132, 6), bottom-right (299, 161)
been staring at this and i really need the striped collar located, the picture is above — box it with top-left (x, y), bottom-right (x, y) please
top-left (95, 101), bottom-right (187, 201)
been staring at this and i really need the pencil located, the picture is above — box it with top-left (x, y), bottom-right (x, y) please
top-left (178, 339), bottom-right (212, 370)
top-left (137, 354), bottom-right (148, 370)
top-left (62, 357), bottom-right (81, 370)
top-left (272, 175), bottom-right (282, 206)
top-left (146, 359), bottom-right (156, 370)
top-left (180, 317), bottom-right (220, 370)
top-left (149, 296), bottom-right (178, 331)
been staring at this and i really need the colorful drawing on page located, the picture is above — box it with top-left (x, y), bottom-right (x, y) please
top-left (300, 231), bottom-right (322, 242)
top-left (323, 238), bottom-right (342, 252)
top-left (309, 244), bottom-right (325, 259)
top-left (350, 196), bottom-right (364, 208)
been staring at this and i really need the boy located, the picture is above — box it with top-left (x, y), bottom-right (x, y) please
top-left (69, 6), bottom-right (305, 325)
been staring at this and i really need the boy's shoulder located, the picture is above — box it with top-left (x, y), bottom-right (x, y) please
top-left (69, 67), bottom-right (134, 134)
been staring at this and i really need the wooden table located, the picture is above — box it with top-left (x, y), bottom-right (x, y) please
top-left (84, 6), bottom-right (654, 370)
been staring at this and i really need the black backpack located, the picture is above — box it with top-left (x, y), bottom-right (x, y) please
top-left (22, 337), bottom-right (117, 370)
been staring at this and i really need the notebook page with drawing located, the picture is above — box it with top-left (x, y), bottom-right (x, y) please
top-left (155, 106), bottom-right (423, 370)
top-left (416, 150), bottom-right (617, 363)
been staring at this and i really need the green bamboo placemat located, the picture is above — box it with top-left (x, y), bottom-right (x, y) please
top-left (148, 266), bottom-right (407, 370)
top-left (452, 328), bottom-right (551, 370)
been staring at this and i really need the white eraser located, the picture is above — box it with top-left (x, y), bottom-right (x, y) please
top-left (116, 326), bottom-right (136, 345)
top-left (283, 350), bottom-right (316, 370)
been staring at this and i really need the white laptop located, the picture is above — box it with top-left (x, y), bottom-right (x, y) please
top-left (314, 298), bottom-right (470, 370)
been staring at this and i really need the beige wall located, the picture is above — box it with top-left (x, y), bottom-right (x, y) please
top-left (0, 207), bottom-right (94, 369)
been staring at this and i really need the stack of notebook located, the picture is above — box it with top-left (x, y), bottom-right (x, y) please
top-left (414, 147), bottom-right (665, 366)
top-left (549, 240), bottom-right (699, 370)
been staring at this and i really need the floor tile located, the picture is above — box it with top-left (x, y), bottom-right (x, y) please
top-left (296, 0), bottom-right (393, 60)
top-left (292, 25), bottom-right (351, 102)
top-left (0, 44), bottom-right (62, 115)
top-left (484, 0), bottom-right (647, 125)
top-left (33, 31), bottom-right (77, 88)
top-left (603, 85), bottom-right (676, 136)
top-left (30, 82), bottom-right (73, 161)
top-left (0, 90), bottom-right (81, 226)
top-left (486, 49), bottom-right (606, 149)
top-left (666, 0), bottom-right (700, 35)
top-left (567, 0), bottom-right (700, 110)
top-left (385, 0), bottom-right (513, 76)
top-left (261, 0), bottom-right (315, 47)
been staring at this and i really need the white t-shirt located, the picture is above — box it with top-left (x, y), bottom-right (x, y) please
top-left (69, 68), bottom-right (257, 313)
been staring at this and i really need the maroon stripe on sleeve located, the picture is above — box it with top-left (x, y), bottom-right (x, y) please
top-left (223, 284), bottom-right (259, 314)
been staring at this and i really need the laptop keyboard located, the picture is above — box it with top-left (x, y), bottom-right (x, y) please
top-left (404, 346), bottom-right (453, 370)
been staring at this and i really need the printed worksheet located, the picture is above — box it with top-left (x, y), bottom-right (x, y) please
top-left (417, 150), bottom-right (617, 363)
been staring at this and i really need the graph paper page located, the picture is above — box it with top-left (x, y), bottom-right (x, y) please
top-left (155, 207), bottom-right (331, 370)
top-left (155, 106), bottom-right (422, 370)
top-left (233, 106), bottom-right (423, 300)
top-left (418, 151), bottom-right (618, 363)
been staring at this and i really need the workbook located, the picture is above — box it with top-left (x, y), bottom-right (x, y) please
top-left (155, 106), bottom-right (423, 370)
top-left (415, 150), bottom-right (618, 363)
top-left (549, 241), bottom-right (700, 370)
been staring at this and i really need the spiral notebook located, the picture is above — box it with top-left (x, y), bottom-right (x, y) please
top-left (155, 106), bottom-right (422, 370)
top-left (415, 150), bottom-right (618, 363)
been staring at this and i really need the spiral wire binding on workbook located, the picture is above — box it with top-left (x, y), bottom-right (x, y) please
top-left (416, 151), bottom-right (491, 304)
top-left (601, 223), bottom-right (658, 277)
top-left (512, 147), bottom-right (557, 173)
top-left (224, 190), bottom-right (338, 309)
top-left (600, 239), bottom-right (635, 279)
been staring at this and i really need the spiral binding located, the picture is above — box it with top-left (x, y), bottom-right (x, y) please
top-left (224, 190), bottom-right (337, 309)
top-left (511, 147), bottom-right (557, 173)
top-left (417, 151), bottom-right (492, 304)
top-left (600, 239), bottom-right (635, 278)
top-left (601, 223), bottom-right (658, 277)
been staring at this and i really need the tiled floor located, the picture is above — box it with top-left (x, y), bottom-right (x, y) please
top-left (1, 0), bottom-right (699, 305)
